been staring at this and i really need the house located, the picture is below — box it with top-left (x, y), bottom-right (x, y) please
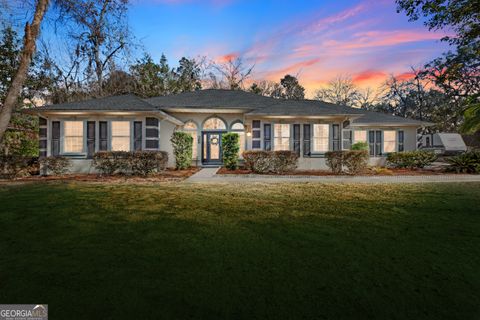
top-left (26, 89), bottom-right (432, 172)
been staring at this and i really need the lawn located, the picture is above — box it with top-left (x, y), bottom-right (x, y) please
top-left (0, 181), bottom-right (479, 319)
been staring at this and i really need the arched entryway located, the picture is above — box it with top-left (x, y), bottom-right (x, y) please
top-left (201, 117), bottom-right (227, 165)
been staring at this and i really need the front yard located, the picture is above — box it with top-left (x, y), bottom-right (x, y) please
top-left (1, 182), bottom-right (479, 319)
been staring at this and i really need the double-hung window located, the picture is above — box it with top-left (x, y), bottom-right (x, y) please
top-left (273, 124), bottom-right (290, 151)
top-left (383, 130), bottom-right (397, 153)
top-left (64, 121), bottom-right (84, 153)
top-left (313, 124), bottom-right (329, 152)
top-left (111, 121), bottom-right (131, 151)
top-left (354, 130), bottom-right (367, 143)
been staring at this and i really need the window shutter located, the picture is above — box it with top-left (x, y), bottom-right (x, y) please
top-left (332, 124), bottom-right (340, 151)
top-left (264, 124), bottom-right (271, 151)
top-left (99, 121), bottom-right (108, 151)
top-left (134, 121), bottom-right (142, 151)
top-left (375, 131), bottom-right (382, 156)
top-left (303, 124), bottom-right (311, 156)
top-left (398, 130), bottom-right (404, 152)
top-left (51, 121), bottom-right (60, 156)
top-left (87, 121), bottom-right (96, 158)
top-left (293, 124), bottom-right (300, 156)
top-left (39, 118), bottom-right (47, 158)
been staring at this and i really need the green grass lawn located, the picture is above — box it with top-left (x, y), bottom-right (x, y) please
top-left (1, 182), bottom-right (479, 319)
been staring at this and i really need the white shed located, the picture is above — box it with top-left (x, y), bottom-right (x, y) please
top-left (422, 133), bottom-right (467, 154)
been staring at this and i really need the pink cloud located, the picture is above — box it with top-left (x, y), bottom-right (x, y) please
top-left (353, 70), bottom-right (387, 83)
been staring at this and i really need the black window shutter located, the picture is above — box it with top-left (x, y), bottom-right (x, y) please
top-left (134, 121), bottom-right (142, 151)
top-left (264, 124), bottom-right (271, 151)
top-left (293, 124), bottom-right (300, 156)
top-left (303, 124), bottom-right (311, 156)
top-left (332, 124), bottom-right (340, 151)
top-left (99, 121), bottom-right (108, 151)
top-left (375, 131), bottom-right (382, 156)
top-left (51, 121), bottom-right (60, 156)
top-left (398, 130), bottom-right (404, 152)
top-left (87, 121), bottom-right (96, 158)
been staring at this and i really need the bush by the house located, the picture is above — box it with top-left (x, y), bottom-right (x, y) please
top-left (0, 155), bottom-right (38, 178)
top-left (351, 141), bottom-right (369, 151)
top-left (386, 150), bottom-right (437, 169)
top-left (222, 133), bottom-right (240, 170)
top-left (93, 151), bottom-right (168, 175)
top-left (39, 156), bottom-right (71, 175)
top-left (242, 150), bottom-right (298, 174)
top-left (171, 132), bottom-right (193, 170)
top-left (343, 150), bottom-right (369, 174)
top-left (325, 151), bottom-right (344, 174)
top-left (325, 150), bottom-right (369, 175)
top-left (446, 150), bottom-right (480, 174)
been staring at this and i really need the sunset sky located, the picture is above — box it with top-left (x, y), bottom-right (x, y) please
top-left (129, 0), bottom-right (451, 97)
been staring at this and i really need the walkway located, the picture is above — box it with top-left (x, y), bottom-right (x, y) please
top-left (186, 170), bottom-right (480, 184)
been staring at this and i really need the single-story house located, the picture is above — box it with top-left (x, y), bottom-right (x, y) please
top-left (26, 89), bottom-right (432, 172)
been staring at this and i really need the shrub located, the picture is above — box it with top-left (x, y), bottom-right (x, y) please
top-left (446, 150), bottom-right (480, 174)
top-left (325, 151), bottom-right (344, 174)
top-left (222, 133), bottom-right (240, 170)
top-left (325, 150), bottom-right (369, 175)
top-left (93, 151), bottom-right (168, 175)
top-left (343, 150), bottom-right (369, 174)
top-left (130, 151), bottom-right (168, 175)
top-left (242, 150), bottom-right (298, 174)
top-left (387, 150), bottom-right (437, 169)
top-left (0, 155), bottom-right (38, 178)
top-left (39, 156), bottom-right (71, 175)
top-left (171, 132), bottom-right (193, 170)
top-left (271, 151), bottom-right (299, 173)
top-left (93, 151), bottom-right (130, 175)
top-left (351, 141), bottom-right (369, 151)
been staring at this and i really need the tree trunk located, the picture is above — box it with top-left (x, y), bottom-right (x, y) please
top-left (0, 0), bottom-right (50, 143)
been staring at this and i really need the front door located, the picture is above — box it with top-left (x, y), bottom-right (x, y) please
top-left (202, 132), bottom-right (223, 165)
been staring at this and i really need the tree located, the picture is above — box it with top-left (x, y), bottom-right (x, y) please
top-left (396, 0), bottom-right (480, 132)
top-left (0, 0), bottom-right (49, 143)
top-left (280, 74), bottom-right (305, 100)
top-left (173, 57), bottom-right (202, 93)
top-left (213, 56), bottom-right (254, 90)
top-left (248, 80), bottom-right (284, 98)
top-left (55, 0), bottom-right (131, 96)
top-left (314, 75), bottom-right (360, 107)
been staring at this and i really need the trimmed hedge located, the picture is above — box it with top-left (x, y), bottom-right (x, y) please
top-left (171, 132), bottom-right (193, 170)
top-left (93, 151), bottom-right (168, 175)
top-left (0, 155), bottom-right (39, 178)
top-left (386, 151), bottom-right (437, 169)
top-left (243, 150), bottom-right (298, 174)
top-left (446, 150), bottom-right (480, 174)
top-left (40, 156), bottom-right (71, 175)
top-left (325, 150), bottom-right (369, 175)
top-left (222, 133), bottom-right (240, 170)
top-left (351, 141), bottom-right (369, 151)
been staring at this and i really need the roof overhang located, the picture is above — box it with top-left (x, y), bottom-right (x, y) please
top-left (244, 114), bottom-right (363, 120)
top-left (23, 109), bottom-right (184, 125)
top-left (351, 121), bottom-right (434, 127)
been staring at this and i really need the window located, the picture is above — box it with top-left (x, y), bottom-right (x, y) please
top-left (252, 120), bottom-right (261, 149)
top-left (274, 124), bottom-right (290, 150)
top-left (354, 130), bottom-right (367, 143)
top-left (332, 124), bottom-right (340, 151)
top-left (182, 121), bottom-right (198, 159)
top-left (313, 124), bottom-right (329, 152)
top-left (203, 117), bottom-right (226, 130)
top-left (369, 130), bottom-right (382, 156)
top-left (64, 121), bottom-right (83, 153)
top-left (231, 122), bottom-right (245, 157)
top-left (111, 121), bottom-right (130, 151)
top-left (383, 130), bottom-right (396, 153)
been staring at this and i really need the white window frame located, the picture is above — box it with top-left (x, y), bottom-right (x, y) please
top-left (383, 130), bottom-right (397, 153)
top-left (111, 121), bottom-right (131, 152)
top-left (63, 120), bottom-right (84, 153)
top-left (312, 124), bottom-right (329, 153)
top-left (273, 123), bottom-right (291, 151)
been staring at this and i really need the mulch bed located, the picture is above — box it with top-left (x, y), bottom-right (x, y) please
top-left (0, 168), bottom-right (200, 184)
top-left (217, 167), bottom-right (446, 176)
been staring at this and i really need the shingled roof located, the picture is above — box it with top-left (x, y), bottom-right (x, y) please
top-left (35, 94), bottom-right (157, 111)
top-left (146, 89), bottom-right (278, 109)
top-left (246, 99), bottom-right (365, 116)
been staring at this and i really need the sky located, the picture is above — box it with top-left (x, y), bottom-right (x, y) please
top-left (128, 0), bottom-right (451, 97)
